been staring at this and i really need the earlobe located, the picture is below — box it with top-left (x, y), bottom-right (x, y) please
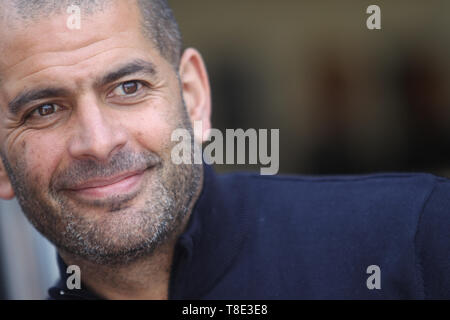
top-left (0, 159), bottom-right (15, 200)
top-left (179, 48), bottom-right (212, 143)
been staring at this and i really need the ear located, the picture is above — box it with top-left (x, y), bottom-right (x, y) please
top-left (0, 157), bottom-right (14, 200)
top-left (178, 48), bottom-right (212, 143)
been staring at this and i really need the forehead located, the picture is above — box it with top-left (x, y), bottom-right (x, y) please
top-left (1, 1), bottom-right (145, 64)
top-left (0, 1), bottom-right (162, 98)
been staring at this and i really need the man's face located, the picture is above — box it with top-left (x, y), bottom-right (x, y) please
top-left (0, 2), bottom-right (204, 264)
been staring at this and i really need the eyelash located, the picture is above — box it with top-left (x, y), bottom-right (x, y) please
top-left (108, 80), bottom-right (148, 98)
top-left (24, 80), bottom-right (149, 121)
top-left (24, 103), bottom-right (64, 121)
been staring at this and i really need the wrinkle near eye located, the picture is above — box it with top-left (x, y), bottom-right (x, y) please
top-left (3, 124), bottom-right (33, 151)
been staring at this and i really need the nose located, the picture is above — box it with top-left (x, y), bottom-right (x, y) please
top-left (68, 96), bottom-right (128, 162)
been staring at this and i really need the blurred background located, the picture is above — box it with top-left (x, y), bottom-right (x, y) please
top-left (2, 0), bottom-right (450, 299)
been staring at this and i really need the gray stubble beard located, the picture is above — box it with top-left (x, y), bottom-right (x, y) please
top-left (1, 110), bottom-right (203, 266)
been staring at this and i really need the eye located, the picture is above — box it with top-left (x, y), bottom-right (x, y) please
top-left (112, 81), bottom-right (143, 96)
top-left (29, 103), bottom-right (62, 118)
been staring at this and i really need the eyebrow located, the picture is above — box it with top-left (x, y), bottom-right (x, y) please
top-left (7, 59), bottom-right (158, 116)
top-left (8, 88), bottom-right (70, 116)
top-left (94, 59), bottom-right (158, 88)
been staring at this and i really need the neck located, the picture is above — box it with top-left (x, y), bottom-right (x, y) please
top-left (57, 167), bottom-right (204, 300)
top-left (59, 206), bottom-right (194, 300)
top-left (59, 214), bottom-right (188, 300)
top-left (60, 241), bottom-right (175, 299)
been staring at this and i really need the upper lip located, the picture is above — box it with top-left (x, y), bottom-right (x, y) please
top-left (66, 170), bottom-right (145, 191)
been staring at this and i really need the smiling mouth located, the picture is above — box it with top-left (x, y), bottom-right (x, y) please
top-left (64, 169), bottom-right (148, 201)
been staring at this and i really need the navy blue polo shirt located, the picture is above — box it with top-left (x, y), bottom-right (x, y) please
top-left (48, 165), bottom-right (450, 299)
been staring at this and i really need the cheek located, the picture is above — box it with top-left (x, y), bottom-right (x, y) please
top-left (127, 105), bottom-right (184, 153)
top-left (131, 116), bottom-right (174, 153)
top-left (13, 133), bottom-right (64, 187)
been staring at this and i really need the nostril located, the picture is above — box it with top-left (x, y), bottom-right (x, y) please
top-left (67, 124), bottom-right (128, 162)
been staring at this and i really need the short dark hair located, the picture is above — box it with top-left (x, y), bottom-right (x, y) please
top-left (3, 0), bottom-right (183, 68)
top-left (137, 0), bottom-right (183, 68)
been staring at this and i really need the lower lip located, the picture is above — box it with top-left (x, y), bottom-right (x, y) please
top-left (69, 171), bottom-right (146, 200)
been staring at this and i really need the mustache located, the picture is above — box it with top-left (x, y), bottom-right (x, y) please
top-left (51, 150), bottom-right (161, 191)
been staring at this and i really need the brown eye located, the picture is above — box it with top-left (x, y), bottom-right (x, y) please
top-left (112, 81), bottom-right (143, 96)
top-left (122, 81), bottom-right (138, 94)
top-left (35, 104), bottom-right (58, 116)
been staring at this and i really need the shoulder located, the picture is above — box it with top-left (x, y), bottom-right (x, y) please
top-left (216, 170), bottom-right (441, 252)
top-left (415, 176), bottom-right (450, 298)
top-left (218, 169), bottom-right (439, 191)
top-left (217, 170), bottom-right (439, 215)
top-left (206, 169), bottom-right (450, 298)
